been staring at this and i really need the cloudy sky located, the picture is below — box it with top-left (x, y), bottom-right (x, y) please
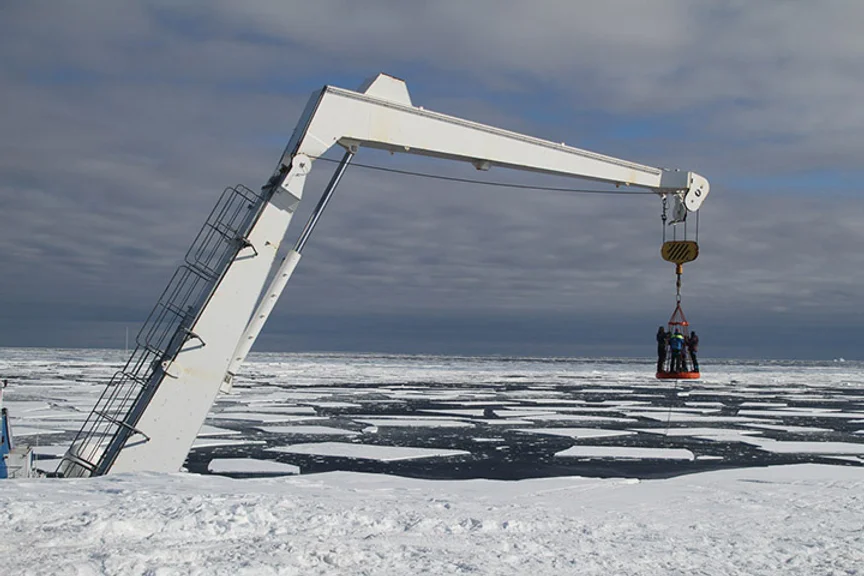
top-left (3, 1), bottom-right (864, 360)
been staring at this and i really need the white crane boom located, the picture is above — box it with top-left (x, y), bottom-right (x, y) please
top-left (280, 74), bottom-right (708, 207)
top-left (58, 73), bottom-right (710, 477)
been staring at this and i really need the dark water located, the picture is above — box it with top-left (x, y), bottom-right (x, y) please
top-left (8, 350), bottom-right (862, 481)
top-left (184, 361), bottom-right (864, 480)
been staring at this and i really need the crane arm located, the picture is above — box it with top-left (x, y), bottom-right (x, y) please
top-left (59, 73), bottom-right (710, 477)
top-left (226, 74), bottom-right (709, 388)
top-left (276, 74), bottom-right (708, 211)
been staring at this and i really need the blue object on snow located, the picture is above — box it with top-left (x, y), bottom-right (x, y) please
top-left (0, 408), bottom-right (12, 479)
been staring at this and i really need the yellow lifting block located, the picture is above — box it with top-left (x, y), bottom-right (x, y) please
top-left (661, 240), bottom-right (699, 264)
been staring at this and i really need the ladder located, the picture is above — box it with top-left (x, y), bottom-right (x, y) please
top-left (58, 184), bottom-right (268, 477)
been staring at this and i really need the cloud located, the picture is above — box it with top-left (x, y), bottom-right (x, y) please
top-left (178, 1), bottom-right (864, 174)
top-left (2, 1), bottom-right (864, 358)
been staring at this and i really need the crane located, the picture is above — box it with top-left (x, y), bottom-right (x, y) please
top-left (57, 73), bottom-right (710, 478)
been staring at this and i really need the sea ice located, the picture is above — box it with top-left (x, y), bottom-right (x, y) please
top-left (738, 437), bottom-right (864, 455)
top-left (267, 442), bottom-right (470, 461)
top-left (633, 427), bottom-right (760, 438)
top-left (190, 438), bottom-right (266, 449)
top-left (196, 425), bottom-right (242, 437)
top-left (207, 458), bottom-right (300, 475)
top-left (555, 446), bottom-right (696, 460)
top-left (255, 425), bottom-right (360, 436)
top-left (743, 423), bottom-right (831, 434)
top-left (354, 418), bottom-right (474, 429)
top-left (515, 428), bottom-right (634, 439)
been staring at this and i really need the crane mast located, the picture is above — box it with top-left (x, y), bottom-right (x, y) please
top-left (58, 73), bottom-right (710, 477)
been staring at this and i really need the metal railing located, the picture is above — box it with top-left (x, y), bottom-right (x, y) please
top-left (58, 184), bottom-right (268, 477)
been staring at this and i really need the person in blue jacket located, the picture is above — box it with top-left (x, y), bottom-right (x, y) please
top-left (669, 329), bottom-right (686, 372)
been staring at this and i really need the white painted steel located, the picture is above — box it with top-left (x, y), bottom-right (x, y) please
top-left (108, 163), bottom-right (309, 474)
top-left (280, 73), bottom-right (709, 210)
top-left (222, 248), bottom-right (302, 394)
top-left (99, 73), bottom-right (711, 474)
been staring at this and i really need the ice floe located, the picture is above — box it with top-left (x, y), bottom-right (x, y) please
top-left (515, 428), bottom-right (635, 439)
top-left (556, 446), bottom-right (696, 460)
top-left (254, 425), bottom-right (359, 436)
top-left (207, 458), bottom-right (300, 475)
top-left (267, 442), bottom-right (470, 461)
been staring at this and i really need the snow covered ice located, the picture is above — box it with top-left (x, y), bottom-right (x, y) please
top-left (1, 348), bottom-right (863, 574)
top-left (1, 465), bottom-right (862, 575)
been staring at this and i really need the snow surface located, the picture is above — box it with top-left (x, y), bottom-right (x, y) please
top-left (744, 422), bottom-right (831, 433)
top-left (196, 425), bottom-right (241, 437)
top-left (514, 427), bottom-right (634, 439)
top-left (191, 438), bottom-right (266, 449)
top-left (1, 464), bottom-right (861, 575)
top-left (738, 409), bottom-right (864, 418)
top-left (625, 411), bottom-right (758, 423)
top-left (211, 413), bottom-right (325, 423)
top-left (527, 413), bottom-right (636, 422)
top-left (207, 458), bottom-right (300, 475)
top-left (6, 426), bottom-right (65, 437)
top-left (419, 408), bottom-right (501, 417)
top-left (738, 437), bottom-right (864, 455)
top-left (633, 427), bottom-right (761, 438)
top-left (556, 446), bottom-right (696, 460)
top-left (32, 445), bottom-right (69, 456)
top-left (2, 349), bottom-right (864, 573)
top-left (255, 426), bottom-right (360, 436)
top-left (355, 418), bottom-right (474, 428)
